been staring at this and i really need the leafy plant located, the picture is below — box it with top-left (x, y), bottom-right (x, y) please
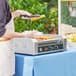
top-left (9, 0), bottom-right (58, 34)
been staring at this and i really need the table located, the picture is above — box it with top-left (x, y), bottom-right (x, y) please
top-left (15, 48), bottom-right (76, 76)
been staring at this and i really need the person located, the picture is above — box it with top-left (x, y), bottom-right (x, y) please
top-left (0, 0), bottom-right (40, 76)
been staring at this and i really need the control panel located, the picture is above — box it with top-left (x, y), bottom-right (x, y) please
top-left (38, 39), bottom-right (66, 53)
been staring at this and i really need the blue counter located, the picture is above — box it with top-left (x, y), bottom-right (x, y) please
top-left (15, 49), bottom-right (76, 76)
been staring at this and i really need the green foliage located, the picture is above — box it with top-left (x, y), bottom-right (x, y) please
top-left (9, 0), bottom-right (58, 33)
top-left (61, 1), bottom-right (76, 27)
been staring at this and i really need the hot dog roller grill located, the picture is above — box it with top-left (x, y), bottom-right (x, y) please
top-left (13, 34), bottom-right (67, 55)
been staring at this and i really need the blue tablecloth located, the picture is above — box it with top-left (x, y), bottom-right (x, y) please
top-left (15, 49), bottom-right (76, 76)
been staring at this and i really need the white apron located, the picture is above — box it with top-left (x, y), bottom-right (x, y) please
top-left (0, 18), bottom-right (15, 76)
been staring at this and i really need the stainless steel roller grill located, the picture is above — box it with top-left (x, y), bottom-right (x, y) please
top-left (13, 34), bottom-right (67, 55)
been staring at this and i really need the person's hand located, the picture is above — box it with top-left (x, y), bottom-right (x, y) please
top-left (22, 30), bottom-right (43, 38)
top-left (12, 10), bottom-right (32, 18)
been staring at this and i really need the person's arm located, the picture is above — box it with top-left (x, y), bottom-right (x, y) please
top-left (3, 30), bottom-right (42, 39)
top-left (3, 32), bottom-right (25, 39)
